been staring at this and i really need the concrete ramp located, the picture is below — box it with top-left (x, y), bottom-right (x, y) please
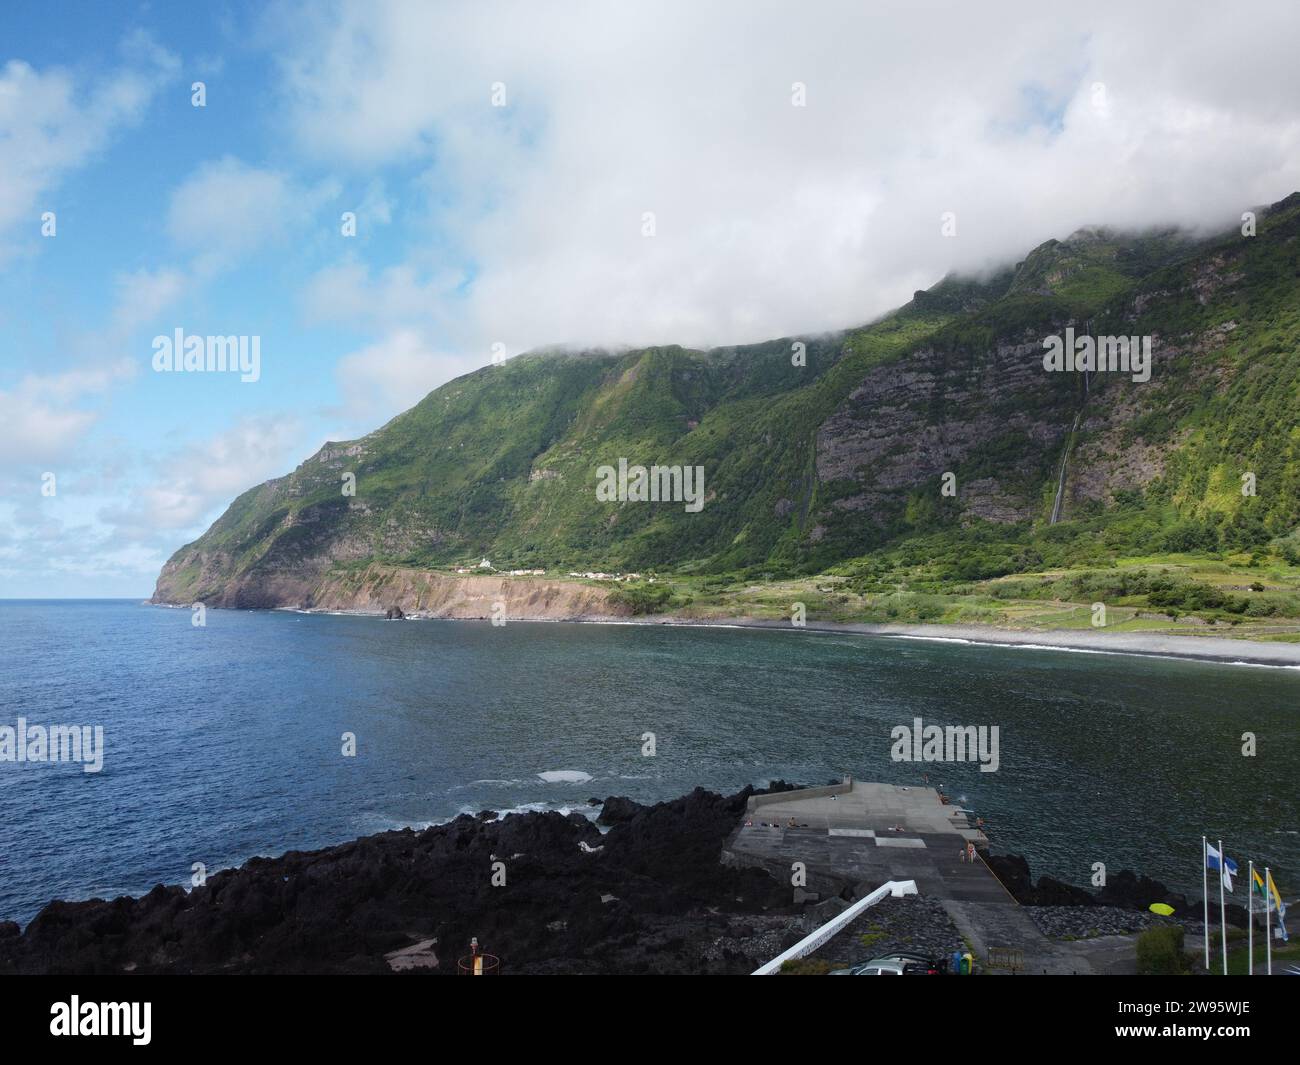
top-left (940, 900), bottom-right (1098, 975)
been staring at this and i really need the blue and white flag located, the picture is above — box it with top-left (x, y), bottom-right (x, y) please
top-left (1206, 843), bottom-right (1238, 892)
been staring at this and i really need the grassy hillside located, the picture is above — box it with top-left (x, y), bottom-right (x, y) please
top-left (154, 193), bottom-right (1300, 631)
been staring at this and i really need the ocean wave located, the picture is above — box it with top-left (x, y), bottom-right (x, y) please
top-left (889, 633), bottom-right (1300, 669)
top-left (457, 801), bottom-right (600, 821)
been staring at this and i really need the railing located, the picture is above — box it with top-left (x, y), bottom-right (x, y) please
top-left (750, 879), bottom-right (918, 975)
top-left (986, 946), bottom-right (1023, 972)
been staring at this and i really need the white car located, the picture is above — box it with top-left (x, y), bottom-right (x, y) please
top-left (830, 953), bottom-right (941, 975)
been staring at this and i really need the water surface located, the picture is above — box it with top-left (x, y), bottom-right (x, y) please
top-left (1, 600), bottom-right (1295, 925)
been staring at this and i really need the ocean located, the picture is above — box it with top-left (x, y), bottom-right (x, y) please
top-left (1, 599), bottom-right (1296, 925)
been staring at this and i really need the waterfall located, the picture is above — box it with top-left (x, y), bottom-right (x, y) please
top-left (1050, 319), bottom-right (1092, 526)
top-left (1050, 410), bottom-right (1082, 525)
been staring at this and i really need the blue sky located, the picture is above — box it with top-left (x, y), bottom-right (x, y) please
top-left (3, 1), bottom-right (1298, 597)
top-left (1, 3), bottom-right (472, 597)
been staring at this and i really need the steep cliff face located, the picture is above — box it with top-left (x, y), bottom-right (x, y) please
top-left (815, 334), bottom-right (1068, 520)
top-left (796, 201), bottom-right (1300, 565)
top-left (152, 558), bottom-right (627, 617)
top-left (153, 194), bottom-right (1300, 608)
top-left (310, 567), bottom-right (625, 619)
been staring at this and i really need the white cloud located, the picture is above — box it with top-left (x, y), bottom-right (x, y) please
top-left (0, 360), bottom-right (135, 467)
top-left (167, 157), bottom-right (333, 272)
top-left (115, 413), bottom-right (309, 534)
top-left (0, 497), bottom-right (171, 597)
top-left (110, 267), bottom-right (188, 335)
top-left (302, 262), bottom-right (465, 329)
top-left (1, 411), bottom-right (311, 596)
top-left (336, 329), bottom-right (475, 422)
top-left (357, 178), bottom-right (393, 228)
top-left (0, 31), bottom-right (177, 259)
top-left (270, 0), bottom-right (1300, 355)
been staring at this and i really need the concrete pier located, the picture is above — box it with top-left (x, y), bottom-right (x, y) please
top-left (727, 780), bottom-right (1005, 903)
top-left (726, 779), bottom-right (1114, 973)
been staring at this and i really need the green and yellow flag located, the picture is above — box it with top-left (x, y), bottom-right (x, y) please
top-left (1266, 870), bottom-right (1284, 912)
top-left (1256, 869), bottom-right (1289, 942)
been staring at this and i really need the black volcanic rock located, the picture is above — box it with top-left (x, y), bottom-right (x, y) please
top-left (985, 853), bottom-right (1244, 926)
top-left (984, 853), bottom-right (1034, 902)
top-left (597, 796), bottom-right (645, 825)
top-left (0, 786), bottom-right (790, 975)
top-left (759, 780), bottom-right (811, 795)
top-left (1033, 876), bottom-right (1097, 907)
top-left (1097, 869), bottom-right (1193, 916)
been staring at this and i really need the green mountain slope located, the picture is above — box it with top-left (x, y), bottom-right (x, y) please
top-left (153, 194), bottom-right (1300, 615)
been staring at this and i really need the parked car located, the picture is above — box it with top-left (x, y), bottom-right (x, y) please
top-left (829, 953), bottom-right (942, 975)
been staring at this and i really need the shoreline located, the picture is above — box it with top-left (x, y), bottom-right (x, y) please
top-left (638, 616), bottom-right (1300, 669)
top-left (0, 783), bottom-right (1219, 974)
top-left (155, 601), bottom-right (1300, 669)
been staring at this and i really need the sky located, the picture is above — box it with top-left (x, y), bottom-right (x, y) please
top-left (3, 0), bottom-right (1300, 597)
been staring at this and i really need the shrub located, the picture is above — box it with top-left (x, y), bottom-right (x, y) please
top-left (606, 582), bottom-right (679, 615)
top-left (1159, 520), bottom-right (1221, 554)
top-left (779, 958), bottom-right (837, 975)
top-left (1136, 925), bottom-right (1186, 975)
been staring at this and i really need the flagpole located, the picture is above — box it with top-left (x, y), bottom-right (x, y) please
top-left (1265, 866), bottom-right (1272, 976)
top-left (1248, 859), bottom-right (1254, 976)
top-left (1219, 839), bottom-right (1228, 976)
top-left (1203, 836), bottom-right (1210, 968)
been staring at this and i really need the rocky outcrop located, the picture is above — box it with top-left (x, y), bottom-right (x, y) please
top-left (597, 796), bottom-right (645, 826)
top-left (983, 853), bottom-right (1247, 927)
top-left (0, 787), bottom-right (797, 975)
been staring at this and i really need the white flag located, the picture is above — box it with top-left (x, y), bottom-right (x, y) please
top-left (1206, 842), bottom-right (1237, 892)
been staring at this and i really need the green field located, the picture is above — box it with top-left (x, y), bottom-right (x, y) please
top-left (558, 550), bottom-right (1300, 638)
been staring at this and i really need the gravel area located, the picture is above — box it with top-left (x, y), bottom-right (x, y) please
top-left (803, 894), bottom-right (966, 968)
top-left (1028, 905), bottom-right (1206, 941)
top-left (699, 914), bottom-right (809, 966)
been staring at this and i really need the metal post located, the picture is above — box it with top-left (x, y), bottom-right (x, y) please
top-left (1202, 836), bottom-right (1210, 968)
top-left (1265, 867), bottom-right (1273, 977)
top-left (1248, 860), bottom-right (1254, 976)
top-left (1218, 840), bottom-right (1227, 976)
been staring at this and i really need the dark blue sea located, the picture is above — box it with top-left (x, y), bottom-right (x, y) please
top-left (1, 599), bottom-right (1296, 925)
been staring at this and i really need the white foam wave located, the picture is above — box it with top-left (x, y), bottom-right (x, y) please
top-left (537, 770), bottom-right (594, 784)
